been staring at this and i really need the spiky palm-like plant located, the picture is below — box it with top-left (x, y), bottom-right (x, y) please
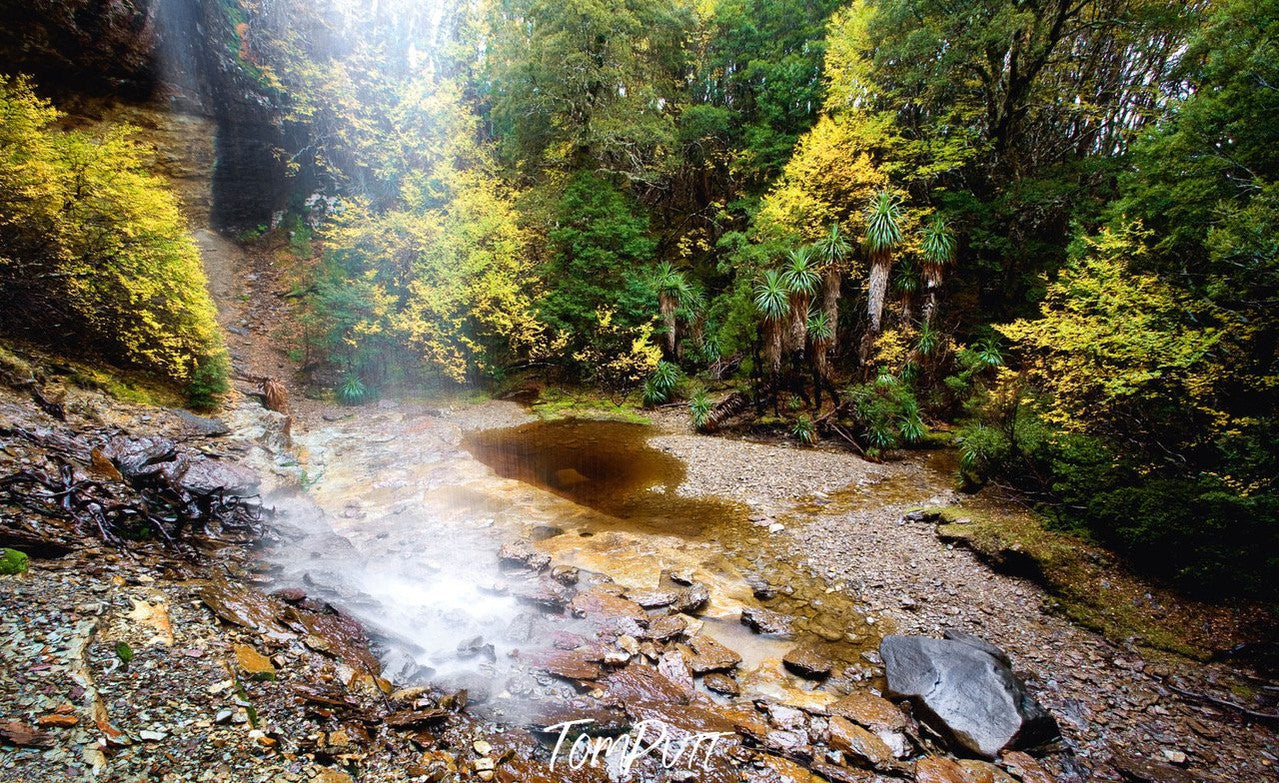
top-left (861, 191), bottom-right (904, 365)
top-left (806, 307), bottom-right (837, 408)
top-left (754, 269), bottom-right (789, 375)
top-left (814, 224), bottom-right (851, 353)
top-left (791, 414), bottom-right (817, 445)
top-left (653, 262), bottom-right (690, 358)
top-left (643, 359), bottom-right (682, 406)
top-left (921, 214), bottom-right (956, 327)
top-left (895, 255), bottom-right (920, 324)
top-left (865, 190), bottom-right (904, 335)
top-left (782, 246), bottom-right (820, 351)
top-left (689, 391), bottom-right (712, 432)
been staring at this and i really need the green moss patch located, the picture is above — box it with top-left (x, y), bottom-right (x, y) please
top-left (921, 502), bottom-right (1262, 659)
top-left (0, 548), bottom-right (29, 575)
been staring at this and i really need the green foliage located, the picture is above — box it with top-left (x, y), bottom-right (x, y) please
top-left (864, 190), bottom-right (904, 252)
top-left (781, 246), bottom-right (820, 296)
top-left (115, 641), bottom-right (133, 664)
top-left (752, 270), bottom-right (789, 322)
top-left (791, 414), bottom-right (816, 445)
top-left (642, 360), bottom-right (683, 406)
top-left (338, 374), bottom-right (368, 406)
top-left (689, 391), bottom-right (713, 432)
top-left (299, 76), bottom-right (547, 388)
top-left (921, 215), bottom-right (956, 267)
top-left (806, 309), bottom-right (833, 343)
top-left (914, 322), bottom-right (940, 357)
top-left (186, 351), bottom-right (231, 410)
top-left (848, 371), bottom-right (926, 452)
top-left (0, 548), bottom-right (28, 575)
top-left (487, 0), bottom-right (691, 184)
top-left (540, 172), bottom-right (659, 373)
top-left (0, 76), bottom-right (226, 394)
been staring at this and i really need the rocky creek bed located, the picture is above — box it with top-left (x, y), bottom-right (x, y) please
top-left (3, 369), bottom-right (1277, 783)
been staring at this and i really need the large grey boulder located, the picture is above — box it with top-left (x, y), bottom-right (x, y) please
top-left (880, 632), bottom-right (1058, 759)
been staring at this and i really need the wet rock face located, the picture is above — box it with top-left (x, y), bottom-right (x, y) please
top-left (0, 0), bottom-right (159, 97)
top-left (880, 633), bottom-right (1059, 759)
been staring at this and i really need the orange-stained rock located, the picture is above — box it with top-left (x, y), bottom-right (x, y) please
top-left (234, 643), bottom-right (277, 678)
top-left (828, 716), bottom-right (894, 768)
top-left (915, 757), bottom-right (969, 783)
top-left (999, 751), bottom-right (1054, 783)
top-left (828, 692), bottom-right (907, 732)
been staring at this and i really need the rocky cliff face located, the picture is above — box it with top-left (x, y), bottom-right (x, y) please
top-left (1, 0), bottom-right (294, 232)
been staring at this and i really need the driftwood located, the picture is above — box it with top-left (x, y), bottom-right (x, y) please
top-left (0, 429), bottom-right (263, 549)
top-left (1158, 677), bottom-right (1279, 724)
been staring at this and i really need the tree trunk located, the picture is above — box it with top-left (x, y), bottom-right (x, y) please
top-left (862, 251), bottom-right (892, 364)
top-left (659, 293), bottom-right (677, 358)
top-left (764, 320), bottom-right (783, 375)
top-left (788, 294), bottom-right (810, 353)
top-left (812, 340), bottom-right (830, 409)
top-left (922, 264), bottom-right (943, 327)
top-left (822, 268), bottom-right (841, 352)
top-left (866, 251), bottom-right (891, 333)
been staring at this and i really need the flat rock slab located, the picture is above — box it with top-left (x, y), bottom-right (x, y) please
top-left (827, 692), bottom-right (907, 732)
top-left (177, 458), bottom-right (261, 497)
top-left (782, 645), bottom-right (832, 679)
top-left (688, 633), bottom-right (743, 673)
top-left (880, 633), bottom-right (1058, 759)
top-left (741, 606), bottom-right (793, 637)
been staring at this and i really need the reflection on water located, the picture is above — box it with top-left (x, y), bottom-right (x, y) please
top-left (464, 420), bottom-right (737, 537)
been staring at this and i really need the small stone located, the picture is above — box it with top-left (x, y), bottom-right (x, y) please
top-left (313, 769), bottom-right (355, 783)
top-left (550, 565), bottom-right (579, 585)
top-left (828, 717), bottom-right (893, 768)
top-left (828, 692), bottom-right (907, 732)
top-left (1162, 750), bottom-right (1188, 766)
top-left (782, 645), bottom-right (833, 679)
top-left (687, 634), bottom-right (742, 673)
top-left (473, 740), bottom-right (492, 755)
top-left (703, 673), bottom-right (740, 696)
top-left (603, 649), bottom-right (631, 666)
top-left (138, 730), bottom-right (167, 742)
top-left (498, 541), bottom-right (551, 571)
top-left (915, 757), bottom-right (969, 783)
top-left (36, 714), bottom-right (79, 728)
top-left (669, 583), bottom-right (710, 614)
top-left (234, 644), bottom-right (277, 679)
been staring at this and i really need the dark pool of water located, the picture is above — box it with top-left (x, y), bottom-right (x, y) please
top-left (463, 419), bottom-right (883, 671)
top-left (464, 419), bottom-right (744, 537)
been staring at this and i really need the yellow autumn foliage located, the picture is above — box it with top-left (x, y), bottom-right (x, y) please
top-left (0, 76), bottom-right (225, 394)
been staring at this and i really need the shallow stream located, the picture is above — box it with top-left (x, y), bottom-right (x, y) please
top-left (265, 409), bottom-right (889, 710)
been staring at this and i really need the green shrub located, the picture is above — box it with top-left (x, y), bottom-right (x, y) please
top-left (689, 391), bottom-right (712, 431)
top-left (0, 548), bottom-right (28, 575)
top-left (848, 371), bottom-right (927, 453)
top-left (338, 374), bottom-right (369, 405)
top-left (186, 351), bottom-right (231, 410)
top-left (642, 360), bottom-right (682, 406)
top-left (791, 414), bottom-right (816, 445)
